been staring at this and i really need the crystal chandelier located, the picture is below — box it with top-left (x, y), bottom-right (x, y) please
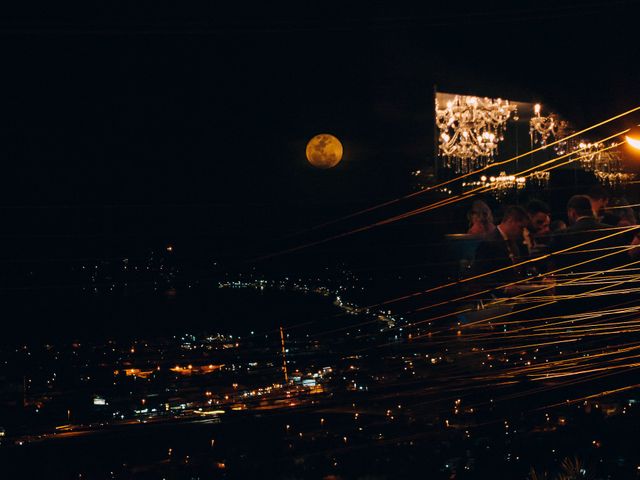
top-left (577, 142), bottom-right (604, 171)
top-left (529, 170), bottom-right (551, 188)
top-left (595, 171), bottom-right (635, 187)
top-left (574, 141), bottom-right (632, 186)
top-left (552, 119), bottom-right (574, 156)
top-left (577, 142), bottom-right (622, 173)
top-left (529, 104), bottom-right (557, 147)
top-left (479, 172), bottom-right (526, 199)
top-left (435, 95), bottom-right (517, 173)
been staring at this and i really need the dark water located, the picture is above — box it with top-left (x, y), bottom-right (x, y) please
top-left (2, 286), bottom-right (344, 345)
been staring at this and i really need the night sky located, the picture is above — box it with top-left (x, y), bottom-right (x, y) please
top-left (1, 1), bottom-right (639, 265)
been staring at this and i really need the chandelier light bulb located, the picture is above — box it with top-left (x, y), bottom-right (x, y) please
top-left (529, 103), bottom-right (556, 147)
top-left (435, 94), bottom-right (517, 173)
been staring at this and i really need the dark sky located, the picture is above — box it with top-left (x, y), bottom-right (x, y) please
top-left (1, 1), bottom-right (639, 264)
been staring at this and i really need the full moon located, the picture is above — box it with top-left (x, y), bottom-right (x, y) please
top-left (306, 133), bottom-right (343, 169)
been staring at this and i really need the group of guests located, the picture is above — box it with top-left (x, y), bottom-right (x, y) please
top-left (465, 186), bottom-right (639, 296)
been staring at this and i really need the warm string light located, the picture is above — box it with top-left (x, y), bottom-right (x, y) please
top-left (374, 220), bottom-right (638, 312)
top-left (320, 225), bottom-right (640, 344)
top-left (405, 326), bottom-right (640, 395)
top-left (410, 240), bottom-right (634, 315)
top-left (455, 255), bottom-right (640, 332)
top-left (359, 332), bottom-right (636, 430)
top-left (343, 285), bottom-right (640, 424)
top-left (402, 244), bottom-right (640, 341)
top-left (536, 384), bottom-right (640, 411)
top-left (320, 240), bottom-right (635, 343)
top-left (440, 285), bottom-right (640, 345)
top-left (362, 255), bottom-right (640, 364)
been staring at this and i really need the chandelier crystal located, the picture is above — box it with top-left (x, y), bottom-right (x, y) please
top-left (552, 119), bottom-right (574, 156)
top-left (435, 95), bottom-right (517, 173)
top-left (577, 142), bottom-right (622, 173)
top-left (595, 171), bottom-right (635, 187)
top-left (485, 171), bottom-right (526, 199)
top-left (529, 170), bottom-right (551, 188)
top-left (574, 141), bottom-right (632, 186)
top-left (529, 104), bottom-right (557, 147)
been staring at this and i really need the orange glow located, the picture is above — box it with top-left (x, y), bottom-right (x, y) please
top-left (626, 135), bottom-right (640, 150)
top-left (170, 364), bottom-right (223, 375)
top-left (194, 409), bottom-right (225, 415)
top-left (309, 384), bottom-right (324, 394)
top-left (306, 134), bottom-right (343, 169)
top-left (124, 368), bottom-right (153, 379)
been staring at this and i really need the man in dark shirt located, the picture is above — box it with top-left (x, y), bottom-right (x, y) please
top-left (550, 194), bottom-right (632, 312)
top-left (587, 185), bottom-right (610, 223)
top-left (551, 194), bottom-right (621, 274)
top-left (470, 205), bottom-right (529, 295)
top-left (524, 199), bottom-right (551, 255)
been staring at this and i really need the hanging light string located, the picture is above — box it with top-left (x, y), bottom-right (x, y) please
top-left (308, 232), bottom-right (639, 340)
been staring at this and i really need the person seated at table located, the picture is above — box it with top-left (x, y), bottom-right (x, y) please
top-left (523, 199), bottom-right (552, 256)
top-left (469, 205), bottom-right (529, 295)
top-left (603, 199), bottom-right (640, 259)
top-left (588, 184), bottom-right (610, 222)
top-left (551, 194), bottom-right (621, 274)
top-left (601, 197), bottom-right (637, 242)
top-left (616, 205), bottom-right (637, 227)
top-left (629, 231), bottom-right (640, 259)
top-left (466, 200), bottom-right (496, 237)
top-left (550, 219), bottom-right (567, 233)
